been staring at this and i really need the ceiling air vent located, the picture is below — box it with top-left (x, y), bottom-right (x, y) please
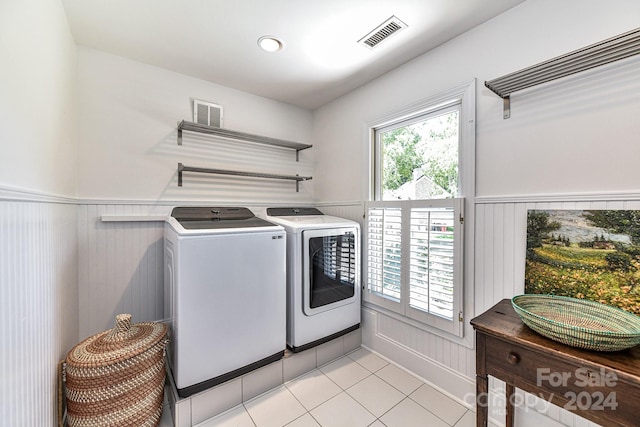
top-left (358, 16), bottom-right (407, 49)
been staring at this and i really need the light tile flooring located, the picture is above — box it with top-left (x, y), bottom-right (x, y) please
top-left (162, 348), bottom-right (483, 427)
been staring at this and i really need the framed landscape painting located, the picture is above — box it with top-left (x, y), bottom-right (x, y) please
top-left (525, 209), bottom-right (640, 315)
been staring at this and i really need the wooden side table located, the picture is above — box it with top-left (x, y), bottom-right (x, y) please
top-left (470, 299), bottom-right (639, 427)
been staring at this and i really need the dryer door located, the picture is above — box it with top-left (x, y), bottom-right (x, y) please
top-left (302, 227), bottom-right (359, 316)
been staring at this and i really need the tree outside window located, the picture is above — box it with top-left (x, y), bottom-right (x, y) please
top-left (380, 110), bottom-right (459, 201)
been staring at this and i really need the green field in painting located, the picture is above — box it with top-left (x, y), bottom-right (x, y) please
top-left (525, 244), bottom-right (640, 315)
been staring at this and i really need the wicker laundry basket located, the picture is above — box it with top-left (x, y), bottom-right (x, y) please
top-left (65, 314), bottom-right (168, 427)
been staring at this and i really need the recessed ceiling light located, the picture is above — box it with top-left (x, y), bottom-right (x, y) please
top-left (258, 36), bottom-right (284, 53)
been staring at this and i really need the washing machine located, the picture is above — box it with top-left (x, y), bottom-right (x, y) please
top-left (264, 207), bottom-right (360, 352)
top-left (164, 207), bottom-right (286, 397)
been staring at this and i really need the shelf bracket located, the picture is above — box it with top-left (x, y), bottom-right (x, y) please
top-left (503, 96), bottom-right (511, 120)
top-left (177, 127), bottom-right (183, 145)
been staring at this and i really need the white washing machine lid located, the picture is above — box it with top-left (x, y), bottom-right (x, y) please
top-left (264, 207), bottom-right (359, 233)
top-left (167, 207), bottom-right (283, 235)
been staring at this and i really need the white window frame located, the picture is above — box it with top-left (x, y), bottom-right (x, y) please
top-left (363, 80), bottom-right (476, 339)
top-left (373, 103), bottom-right (461, 201)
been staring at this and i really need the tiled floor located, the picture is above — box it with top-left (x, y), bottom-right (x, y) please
top-left (163, 348), bottom-right (482, 427)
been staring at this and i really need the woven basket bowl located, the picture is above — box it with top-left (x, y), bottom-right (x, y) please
top-left (65, 314), bottom-right (168, 427)
top-left (511, 294), bottom-right (640, 352)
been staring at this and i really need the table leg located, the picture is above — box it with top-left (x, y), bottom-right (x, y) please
top-left (476, 333), bottom-right (488, 427)
top-left (477, 375), bottom-right (488, 427)
top-left (505, 383), bottom-right (515, 427)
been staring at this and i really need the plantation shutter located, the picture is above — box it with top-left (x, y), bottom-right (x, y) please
top-left (364, 199), bottom-right (464, 336)
top-left (366, 206), bottom-right (402, 304)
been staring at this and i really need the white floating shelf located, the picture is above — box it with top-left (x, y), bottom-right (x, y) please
top-left (100, 215), bottom-right (167, 223)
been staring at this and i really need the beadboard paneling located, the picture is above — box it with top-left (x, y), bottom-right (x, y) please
top-left (474, 199), bottom-right (635, 427)
top-left (76, 202), bottom-right (365, 340)
top-left (77, 204), bottom-right (168, 339)
top-left (0, 200), bottom-right (78, 427)
top-left (352, 198), bottom-right (636, 427)
top-left (316, 202), bottom-right (364, 225)
top-left (73, 198), bottom-right (631, 427)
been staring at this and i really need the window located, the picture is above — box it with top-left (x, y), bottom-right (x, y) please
top-left (374, 106), bottom-right (460, 201)
top-left (364, 81), bottom-right (475, 337)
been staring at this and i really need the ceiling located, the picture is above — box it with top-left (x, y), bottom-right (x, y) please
top-left (62, 0), bottom-right (525, 110)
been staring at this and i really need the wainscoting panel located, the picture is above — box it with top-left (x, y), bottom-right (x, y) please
top-left (346, 197), bottom-right (635, 427)
top-left (75, 202), bottom-right (363, 340)
top-left (77, 204), bottom-right (168, 339)
top-left (315, 202), bottom-right (364, 225)
top-left (71, 198), bottom-right (631, 426)
top-left (0, 200), bottom-right (78, 426)
top-left (474, 199), bottom-right (634, 427)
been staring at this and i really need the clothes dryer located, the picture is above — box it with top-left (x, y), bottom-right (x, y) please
top-left (264, 207), bottom-right (360, 352)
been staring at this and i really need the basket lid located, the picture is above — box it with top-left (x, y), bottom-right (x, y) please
top-left (66, 314), bottom-right (167, 367)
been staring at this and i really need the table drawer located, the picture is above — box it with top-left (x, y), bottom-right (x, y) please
top-left (484, 335), bottom-right (636, 426)
top-left (486, 335), bottom-right (567, 388)
top-left (472, 300), bottom-right (640, 427)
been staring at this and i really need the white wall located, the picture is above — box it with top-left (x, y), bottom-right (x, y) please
top-left (0, 0), bottom-right (77, 198)
top-left (76, 46), bottom-right (314, 204)
top-left (0, 0), bottom-right (78, 425)
top-left (73, 47), bottom-right (316, 339)
top-left (312, 1), bottom-right (640, 426)
top-left (313, 0), bottom-right (640, 202)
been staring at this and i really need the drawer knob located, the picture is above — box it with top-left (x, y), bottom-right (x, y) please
top-left (507, 352), bottom-right (520, 365)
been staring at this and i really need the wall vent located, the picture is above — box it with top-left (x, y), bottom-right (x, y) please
top-left (358, 16), bottom-right (407, 49)
top-left (193, 99), bottom-right (223, 127)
